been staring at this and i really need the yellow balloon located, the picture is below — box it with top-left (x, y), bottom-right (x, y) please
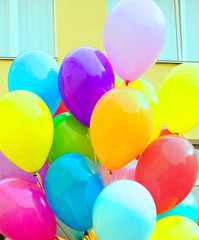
top-left (0, 90), bottom-right (54, 172)
top-left (90, 87), bottom-right (152, 170)
top-left (117, 79), bottom-right (162, 143)
top-left (160, 63), bottom-right (199, 134)
top-left (151, 216), bottom-right (199, 240)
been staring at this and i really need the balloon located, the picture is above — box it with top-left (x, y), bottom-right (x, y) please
top-left (53, 237), bottom-right (59, 240)
top-left (49, 113), bottom-right (95, 164)
top-left (8, 50), bottom-right (61, 115)
top-left (59, 46), bottom-right (115, 127)
top-left (103, 0), bottom-right (166, 82)
top-left (151, 216), bottom-right (199, 240)
top-left (90, 87), bottom-right (152, 170)
top-left (0, 178), bottom-right (56, 240)
top-left (159, 126), bottom-right (184, 138)
top-left (157, 192), bottom-right (199, 223)
top-left (135, 135), bottom-right (199, 214)
top-left (45, 153), bottom-right (104, 231)
top-left (159, 126), bottom-right (172, 137)
top-left (160, 63), bottom-right (199, 134)
top-left (0, 90), bottom-right (54, 172)
top-left (0, 151), bottom-right (49, 186)
top-left (118, 79), bottom-right (162, 143)
top-left (54, 100), bottom-right (68, 117)
top-left (98, 160), bottom-right (137, 187)
top-left (56, 217), bottom-right (92, 240)
top-left (114, 72), bottom-right (121, 85)
top-left (93, 180), bottom-right (156, 240)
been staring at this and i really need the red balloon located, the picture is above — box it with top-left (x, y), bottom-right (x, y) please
top-left (135, 136), bottom-right (199, 214)
top-left (54, 100), bottom-right (68, 117)
top-left (159, 126), bottom-right (172, 137)
top-left (159, 126), bottom-right (184, 138)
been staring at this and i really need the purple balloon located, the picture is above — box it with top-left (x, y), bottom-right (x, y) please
top-left (59, 46), bottom-right (115, 127)
top-left (0, 151), bottom-right (49, 186)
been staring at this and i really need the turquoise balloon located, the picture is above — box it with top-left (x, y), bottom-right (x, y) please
top-left (8, 50), bottom-right (61, 115)
top-left (93, 180), bottom-right (157, 240)
top-left (45, 153), bottom-right (104, 231)
top-left (157, 192), bottom-right (199, 223)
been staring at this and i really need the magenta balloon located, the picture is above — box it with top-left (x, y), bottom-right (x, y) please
top-left (103, 0), bottom-right (166, 82)
top-left (0, 178), bottom-right (56, 240)
top-left (0, 151), bottom-right (49, 186)
top-left (98, 160), bottom-right (137, 187)
top-left (59, 46), bottom-right (115, 127)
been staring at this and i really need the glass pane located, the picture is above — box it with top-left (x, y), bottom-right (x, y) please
top-left (107, 0), bottom-right (120, 13)
top-left (154, 0), bottom-right (178, 61)
top-left (15, 0), bottom-right (55, 57)
top-left (180, 0), bottom-right (199, 61)
top-left (0, 0), bottom-right (10, 57)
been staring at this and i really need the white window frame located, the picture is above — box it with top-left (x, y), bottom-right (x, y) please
top-left (0, 0), bottom-right (58, 60)
top-left (193, 144), bottom-right (199, 186)
top-left (157, 0), bottom-right (199, 64)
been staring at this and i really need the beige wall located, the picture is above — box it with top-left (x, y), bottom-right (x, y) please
top-left (56, 0), bottom-right (107, 65)
top-left (0, 0), bottom-right (198, 140)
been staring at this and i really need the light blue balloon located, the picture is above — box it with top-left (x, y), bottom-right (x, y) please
top-left (8, 50), bottom-right (61, 115)
top-left (157, 192), bottom-right (199, 223)
top-left (92, 180), bottom-right (157, 240)
top-left (45, 153), bottom-right (104, 231)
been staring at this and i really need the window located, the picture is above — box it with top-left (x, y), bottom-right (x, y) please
top-left (151, 0), bottom-right (199, 62)
top-left (107, 0), bottom-right (120, 13)
top-left (192, 147), bottom-right (199, 203)
top-left (107, 0), bottom-right (199, 63)
top-left (0, 0), bottom-right (57, 58)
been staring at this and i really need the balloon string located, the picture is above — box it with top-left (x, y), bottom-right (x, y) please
top-left (117, 80), bottom-right (124, 87)
top-left (94, 152), bottom-right (97, 165)
top-left (56, 221), bottom-right (71, 240)
top-left (65, 226), bottom-right (76, 240)
top-left (33, 172), bottom-right (44, 191)
top-left (87, 232), bottom-right (91, 240)
top-left (84, 231), bottom-right (90, 240)
top-left (106, 170), bottom-right (112, 185)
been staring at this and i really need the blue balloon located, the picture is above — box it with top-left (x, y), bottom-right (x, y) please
top-left (93, 180), bottom-right (157, 240)
top-left (157, 192), bottom-right (199, 223)
top-left (8, 50), bottom-right (61, 115)
top-left (45, 153), bottom-right (104, 231)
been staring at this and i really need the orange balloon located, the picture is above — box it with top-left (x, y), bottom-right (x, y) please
top-left (90, 87), bottom-right (152, 170)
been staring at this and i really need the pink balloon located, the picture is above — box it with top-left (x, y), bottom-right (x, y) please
top-left (0, 178), bottom-right (57, 240)
top-left (0, 151), bottom-right (49, 186)
top-left (98, 160), bottom-right (137, 186)
top-left (103, 0), bottom-right (166, 82)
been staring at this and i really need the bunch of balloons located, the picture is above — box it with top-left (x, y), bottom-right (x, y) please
top-left (0, 0), bottom-right (199, 240)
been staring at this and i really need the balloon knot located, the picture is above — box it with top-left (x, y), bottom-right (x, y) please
top-left (33, 172), bottom-right (37, 177)
top-left (109, 170), bottom-right (113, 175)
top-left (125, 80), bottom-right (129, 86)
top-left (84, 231), bottom-right (90, 240)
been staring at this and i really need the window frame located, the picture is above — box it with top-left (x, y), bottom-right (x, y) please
top-left (0, 0), bottom-right (58, 60)
top-left (157, 0), bottom-right (199, 63)
top-left (192, 142), bottom-right (199, 186)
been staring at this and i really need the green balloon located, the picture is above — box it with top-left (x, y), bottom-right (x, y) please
top-left (115, 71), bottom-right (121, 84)
top-left (49, 113), bottom-right (96, 164)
